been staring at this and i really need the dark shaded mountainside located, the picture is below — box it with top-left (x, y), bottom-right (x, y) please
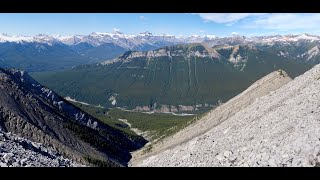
top-left (0, 67), bottom-right (147, 166)
top-left (0, 42), bottom-right (127, 72)
top-left (33, 43), bottom-right (313, 113)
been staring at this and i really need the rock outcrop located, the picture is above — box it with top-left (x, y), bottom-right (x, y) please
top-left (101, 43), bottom-right (221, 66)
top-left (133, 65), bottom-right (320, 166)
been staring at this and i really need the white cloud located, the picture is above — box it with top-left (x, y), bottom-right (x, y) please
top-left (193, 13), bottom-right (266, 24)
top-left (139, 16), bottom-right (146, 21)
top-left (247, 13), bottom-right (320, 30)
top-left (231, 32), bottom-right (239, 35)
top-left (193, 13), bottom-right (320, 32)
top-left (199, 30), bottom-right (205, 33)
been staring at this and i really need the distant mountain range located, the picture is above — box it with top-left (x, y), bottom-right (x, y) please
top-left (0, 31), bottom-right (215, 72)
top-left (2, 32), bottom-right (320, 113)
top-left (1, 32), bottom-right (320, 71)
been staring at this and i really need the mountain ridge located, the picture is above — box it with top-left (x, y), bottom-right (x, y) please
top-left (2, 32), bottom-right (320, 48)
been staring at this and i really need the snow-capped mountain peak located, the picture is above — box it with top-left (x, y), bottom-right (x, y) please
top-left (161, 33), bottom-right (175, 37)
top-left (204, 35), bottom-right (216, 39)
top-left (33, 34), bottom-right (60, 45)
top-left (0, 33), bottom-right (33, 43)
top-left (1, 32), bottom-right (320, 50)
top-left (138, 31), bottom-right (153, 36)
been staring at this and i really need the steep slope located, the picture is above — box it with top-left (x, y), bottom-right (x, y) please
top-left (32, 44), bottom-right (311, 113)
top-left (136, 64), bottom-right (320, 167)
top-left (0, 67), bottom-right (147, 166)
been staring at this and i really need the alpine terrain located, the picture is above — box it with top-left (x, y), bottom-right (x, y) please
top-left (33, 35), bottom-right (316, 113)
top-left (0, 67), bottom-right (147, 167)
top-left (133, 64), bottom-right (320, 167)
top-left (2, 13), bottom-right (320, 168)
top-left (0, 130), bottom-right (82, 167)
top-left (1, 32), bottom-right (320, 167)
top-left (0, 32), bottom-right (216, 72)
top-left (2, 32), bottom-right (319, 72)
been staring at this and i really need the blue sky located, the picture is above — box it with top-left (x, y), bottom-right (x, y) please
top-left (1, 13), bottom-right (320, 37)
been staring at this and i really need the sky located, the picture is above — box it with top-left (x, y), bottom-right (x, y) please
top-left (1, 13), bottom-right (320, 37)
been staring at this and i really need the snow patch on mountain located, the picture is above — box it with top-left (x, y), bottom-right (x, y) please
top-left (307, 46), bottom-right (320, 60)
top-left (0, 33), bottom-right (33, 43)
top-left (278, 51), bottom-right (289, 58)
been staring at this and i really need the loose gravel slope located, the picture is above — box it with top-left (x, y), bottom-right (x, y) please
top-left (135, 65), bottom-right (320, 167)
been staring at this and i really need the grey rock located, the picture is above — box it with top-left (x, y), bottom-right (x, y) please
top-left (0, 162), bottom-right (7, 167)
top-left (223, 151), bottom-right (232, 158)
top-left (3, 153), bottom-right (13, 160)
top-left (0, 130), bottom-right (83, 167)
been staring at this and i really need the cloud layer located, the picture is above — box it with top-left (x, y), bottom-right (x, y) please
top-left (193, 13), bottom-right (265, 24)
top-left (193, 13), bottom-right (320, 31)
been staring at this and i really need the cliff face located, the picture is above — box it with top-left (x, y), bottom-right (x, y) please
top-left (101, 44), bottom-right (222, 65)
top-left (134, 65), bottom-right (320, 166)
top-left (0, 68), bottom-right (147, 167)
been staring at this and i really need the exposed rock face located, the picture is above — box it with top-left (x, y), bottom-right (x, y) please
top-left (178, 105), bottom-right (195, 112)
top-left (131, 104), bottom-right (212, 113)
top-left (153, 105), bottom-right (170, 113)
top-left (133, 106), bottom-right (151, 112)
top-left (170, 106), bottom-right (178, 113)
top-left (0, 131), bottom-right (83, 167)
top-left (101, 43), bottom-right (221, 65)
top-left (0, 67), bottom-right (147, 167)
top-left (132, 67), bottom-right (320, 167)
